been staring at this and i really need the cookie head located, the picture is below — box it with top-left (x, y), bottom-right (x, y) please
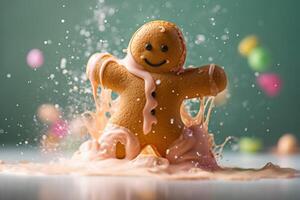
top-left (129, 20), bottom-right (186, 73)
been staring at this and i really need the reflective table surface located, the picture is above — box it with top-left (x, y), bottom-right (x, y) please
top-left (0, 149), bottom-right (299, 200)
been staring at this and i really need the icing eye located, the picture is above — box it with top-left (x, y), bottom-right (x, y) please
top-left (145, 43), bottom-right (152, 51)
top-left (161, 45), bottom-right (168, 52)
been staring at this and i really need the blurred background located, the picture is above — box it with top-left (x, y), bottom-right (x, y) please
top-left (0, 0), bottom-right (299, 151)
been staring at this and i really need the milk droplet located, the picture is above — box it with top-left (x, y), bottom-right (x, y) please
top-left (60, 58), bottom-right (67, 69)
top-left (195, 34), bottom-right (206, 45)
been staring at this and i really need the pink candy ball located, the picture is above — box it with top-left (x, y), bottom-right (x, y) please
top-left (50, 120), bottom-right (69, 137)
top-left (26, 49), bottom-right (44, 68)
top-left (256, 73), bottom-right (282, 97)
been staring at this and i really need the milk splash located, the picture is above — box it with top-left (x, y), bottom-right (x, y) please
top-left (1, 1), bottom-right (299, 180)
top-left (1, 73), bottom-right (299, 180)
top-left (165, 97), bottom-right (220, 170)
top-left (81, 88), bottom-right (118, 141)
top-left (72, 80), bottom-right (234, 174)
top-left (0, 94), bottom-right (299, 180)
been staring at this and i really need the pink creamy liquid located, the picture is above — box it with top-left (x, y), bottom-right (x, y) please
top-left (0, 159), bottom-right (298, 180)
top-left (0, 93), bottom-right (299, 179)
top-left (0, 54), bottom-right (299, 180)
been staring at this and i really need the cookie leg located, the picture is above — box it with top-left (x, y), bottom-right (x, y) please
top-left (115, 142), bottom-right (126, 159)
top-left (166, 126), bottom-right (219, 170)
top-left (98, 124), bottom-right (141, 159)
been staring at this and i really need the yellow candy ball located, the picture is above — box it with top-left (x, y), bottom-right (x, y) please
top-left (239, 137), bottom-right (262, 153)
top-left (238, 35), bottom-right (259, 56)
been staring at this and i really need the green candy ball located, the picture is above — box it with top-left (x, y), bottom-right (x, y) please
top-left (248, 47), bottom-right (271, 72)
top-left (239, 137), bottom-right (262, 153)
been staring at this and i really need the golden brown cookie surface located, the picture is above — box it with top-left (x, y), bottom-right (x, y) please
top-left (129, 20), bottom-right (186, 73)
top-left (87, 20), bottom-right (227, 158)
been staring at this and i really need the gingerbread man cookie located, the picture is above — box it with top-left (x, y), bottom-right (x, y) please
top-left (86, 20), bottom-right (227, 161)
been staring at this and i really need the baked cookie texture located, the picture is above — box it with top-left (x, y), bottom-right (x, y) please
top-left (87, 20), bottom-right (227, 158)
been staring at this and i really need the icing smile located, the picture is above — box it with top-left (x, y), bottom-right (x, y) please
top-left (144, 58), bottom-right (166, 67)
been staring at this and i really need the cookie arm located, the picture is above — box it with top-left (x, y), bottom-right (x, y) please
top-left (177, 64), bottom-right (227, 99)
top-left (86, 53), bottom-right (130, 93)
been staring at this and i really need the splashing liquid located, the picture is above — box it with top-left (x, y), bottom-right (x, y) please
top-left (83, 57), bottom-right (224, 169)
top-left (1, 59), bottom-right (299, 179)
top-left (165, 97), bottom-right (221, 170)
top-left (81, 88), bottom-right (117, 141)
top-left (1, 60), bottom-right (299, 180)
top-left (0, 89), bottom-right (299, 179)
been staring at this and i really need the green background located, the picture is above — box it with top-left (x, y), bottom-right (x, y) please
top-left (0, 0), bottom-right (299, 148)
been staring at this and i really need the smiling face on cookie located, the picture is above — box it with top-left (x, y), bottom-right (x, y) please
top-left (129, 20), bottom-right (186, 73)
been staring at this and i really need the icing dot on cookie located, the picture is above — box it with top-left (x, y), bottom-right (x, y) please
top-left (159, 26), bottom-right (166, 32)
top-left (155, 79), bottom-right (161, 85)
top-left (166, 149), bottom-right (170, 155)
top-left (170, 118), bottom-right (174, 124)
top-left (171, 89), bottom-right (175, 93)
top-left (136, 98), bottom-right (140, 101)
top-left (197, 69), bottom-right (204, 74)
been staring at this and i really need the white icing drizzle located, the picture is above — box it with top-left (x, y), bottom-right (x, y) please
top-left (119, 52), bottom-right (158, 135)
top-left (208, 64), bottom-right (219, 96)
top-left (88, 51), bottom-right (158, 135)
top-left (86, 53), bottom-right (112, 110)
top-left (208, 63), bottom-right (215, 76)
top-left (98, 123), bottom-right (140, 159)
top-left (87, 49), bottom-right (160, 136)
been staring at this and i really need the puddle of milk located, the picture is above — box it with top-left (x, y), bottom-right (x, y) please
top-left (0, 91), bottom-right (299, 180)
top-left (0, 155), bottom-right (298, 180)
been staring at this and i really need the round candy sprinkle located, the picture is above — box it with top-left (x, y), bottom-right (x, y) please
top-left (37, 104), bottom-right (61, 123)
top-left (50, 120), bottom-right (68, 137)
top-left (239, 137), bottom-right (262, 153)
top-left (238, 35), bottom-right (258, 56)
top-left (277, 134), bottom-right (298, 155)
top-left (248, 47), bottom-right (271, 72)
top-left (26, 49), bottom-right (44, 69)
top-left (256, 73), bottom-right (282, 97)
